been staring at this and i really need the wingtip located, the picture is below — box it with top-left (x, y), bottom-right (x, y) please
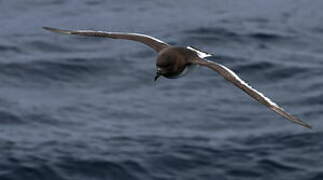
top-left (42, 26), bottom-right (58, 32)
top-left (292, 118), bottom-right (312, 129)
top-left (302, 123), bottom-right (312, 129)
top-left (270, 107), bottom-right (312, 129)
top-left (42, 26), bottom-right (51, 30)
top-left (292, 117), bottom-right (312, 129)
top-left (42, 26), bottom-right (72, 34)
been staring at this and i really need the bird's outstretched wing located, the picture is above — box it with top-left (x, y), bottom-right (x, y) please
top-left (43, 26), bottom-right (169, 52)
top-left (193, 58), bottom-right (312, 129)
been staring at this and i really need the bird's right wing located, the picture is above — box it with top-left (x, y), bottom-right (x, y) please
top-left (193, 58), bottom-right (312, 129)
top-left (43, 26), bottom-right (169, 52)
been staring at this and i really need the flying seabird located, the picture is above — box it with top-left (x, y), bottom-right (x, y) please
top-left (43, 26), bottom-right (312, 129)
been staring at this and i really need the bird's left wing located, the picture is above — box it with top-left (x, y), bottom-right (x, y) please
top-left (43, 26), bottom-right (169, 52)
top-left (192, 57), bottom-right (312, 129)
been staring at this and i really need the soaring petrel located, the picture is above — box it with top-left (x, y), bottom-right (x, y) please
top-left (43, 26), bottom-right (312, 129)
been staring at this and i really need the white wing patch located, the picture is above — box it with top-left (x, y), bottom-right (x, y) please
top-left (125, 33), bottom-right (167, 44)
top-left (187, 46), bottom-right (213, 58)
top-left (214, 61), bottom-right (279, 107)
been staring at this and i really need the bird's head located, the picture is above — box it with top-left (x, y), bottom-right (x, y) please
top-left (154, 53), bottom-right (181, 81)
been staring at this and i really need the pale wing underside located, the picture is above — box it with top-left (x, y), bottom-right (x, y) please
top-left (43, 26), bottom-right (169, 52)
top-left (194, 58), bottom-right (311, 129)
top-left (187, 46), bottom-right (213, 58)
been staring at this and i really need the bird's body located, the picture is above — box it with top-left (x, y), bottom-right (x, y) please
top-left (156, 47), bottom-right (197, 79)
top-left (43, 26), bottom-right (312, 129)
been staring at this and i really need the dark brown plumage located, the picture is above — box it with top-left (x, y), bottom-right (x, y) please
top-left (155, 47), bottom-right (197, 79)
top-left (43, 26), bottom-right (312, 129)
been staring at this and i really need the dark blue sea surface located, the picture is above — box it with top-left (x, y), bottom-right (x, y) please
top-left (0, 0), bottom-right (323, 179)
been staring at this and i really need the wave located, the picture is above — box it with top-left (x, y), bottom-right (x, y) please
top-left (56, 158), bottom-right (144, 180)
top-left (221, 61), bottom-right (309, 82)
top-left (0, 45), bottom-right (22, 54)
top-left (183, 27), bottom-right (241, 43)
top-left (233, 61), bottom-right (276, 73)
top-left (1, 164), bottom-right (64, 180)
top-left (263, 66), bottom-right (309, 80)
top-left (182, 27), bottom-right (293, 44)
top-left (1, 132), bottom-right (321, 180)
top-left (256, 159), bottom-right (300, 172)
top-left (0, 59), bottom-right (109, 85)
top-left (25, 40), bottom-right (73, 53)
top-left (242, 132), bottom-right (322, 149)
top-left (1, 158), bottom-right (149, 180)
top-left (301, 93), bottom-right (323, 105)
top-left (247, 31), bottom-right (290, 41)
top-left (0, 110), bottom-right (24, 125)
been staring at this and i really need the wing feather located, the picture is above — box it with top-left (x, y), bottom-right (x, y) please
top-left (43, 26), bottom-right (169, 52)
top-left (194, 58), bottom-right (311, 129)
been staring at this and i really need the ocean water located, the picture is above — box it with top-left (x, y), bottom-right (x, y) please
top-left (0, 0), bottom-right (323, 179)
